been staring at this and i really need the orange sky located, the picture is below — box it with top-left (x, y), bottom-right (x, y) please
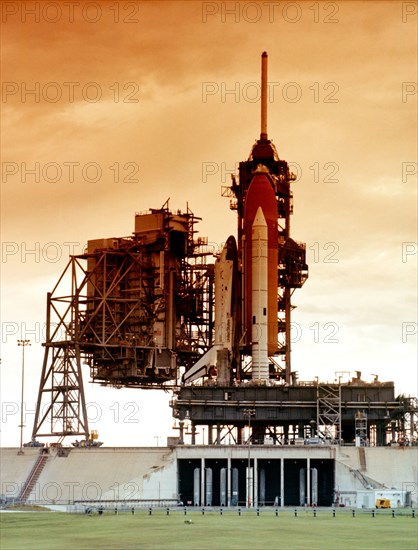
top-left (1, 1), bottom-right (417, 446)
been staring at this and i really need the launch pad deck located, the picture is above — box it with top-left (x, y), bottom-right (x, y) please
top-left (173, 381), bottom-right (407, 446)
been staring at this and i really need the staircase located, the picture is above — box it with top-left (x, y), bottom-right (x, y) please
top-left (351, 468), bottom-right (373, 488)
top-left (350, 468), bottom-right (387, 490)
top-left (337, 457), bottom-right (387, 490)
top-left (18, 452), bottom-right (49, 502)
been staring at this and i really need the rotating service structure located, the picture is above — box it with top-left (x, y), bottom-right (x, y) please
top-left (32, 204), bottom-right (214, 440)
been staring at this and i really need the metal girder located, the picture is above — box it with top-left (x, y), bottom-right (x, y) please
top-left (31, 206), bottom-right (216, 440)
top-left (32, 343), bottom-right (89, 439)
top-left (317, 385), bottom-right (341, 442)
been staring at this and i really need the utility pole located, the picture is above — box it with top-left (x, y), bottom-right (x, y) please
top-left (17, 339), bottom-right (31, 454)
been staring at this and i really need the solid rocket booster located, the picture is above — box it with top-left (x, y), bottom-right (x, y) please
top-left (243, 167), bottom-right (278, 374)
top-left (251, 207), bottom-right (269, 380)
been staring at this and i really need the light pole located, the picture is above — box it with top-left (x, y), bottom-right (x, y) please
top-left (17, 339), bottom-right (31, 454)
top-left (243, 408), bottom-right (255, 508)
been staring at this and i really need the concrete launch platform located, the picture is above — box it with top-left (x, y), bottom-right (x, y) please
top-left (1, 445), bottom-right (417, 509)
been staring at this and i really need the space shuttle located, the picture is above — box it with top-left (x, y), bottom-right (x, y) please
top-left (182, 235), bottom-right (238, 384)
top-left (183, 52), bottom-right (294, 385)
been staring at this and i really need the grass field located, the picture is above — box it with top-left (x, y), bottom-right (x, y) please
top-left (1, 509), bottom-right (417, 550)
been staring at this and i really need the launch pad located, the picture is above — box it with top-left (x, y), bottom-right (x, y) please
top-left (173, 381), bottom-right (405, 447)
top-left (30, 53), bottom-right (417, 461)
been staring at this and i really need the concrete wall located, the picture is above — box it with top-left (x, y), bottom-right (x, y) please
top-left (0, 448), bottom-right (39, 499)
top-left (0, 447), bottom-right (177, 504)
top-left (335, 447), bottom-right (418, 493)
top-left (1, 445), bottom-right (417, 506)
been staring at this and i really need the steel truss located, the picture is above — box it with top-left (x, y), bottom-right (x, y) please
top-left (32, 257), bottom-right (91, 440)
top-left (32, 207), bottom-right (215, 441)
top-left (316, 384), bottom-right (342, 442)
top-left (391, 396), bottom-right (418, 444)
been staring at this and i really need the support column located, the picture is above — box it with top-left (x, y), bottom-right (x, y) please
top-left (191, 422), bottom-right (196, 445)
top-left (254, 457), bottom-right (258, 508)
top-left (246, 464), bottom-right (253, 508)
top-left (179, 421), bottom-right (184, 445)
top-left (307, 458), bottom-right (311, 506)
top-left (208, 426), bottom-right (213, 445)
top-left (227, 457), bottom-right (231, 507)
top-left (200, 457), bottom-right (205, 507)
top-left (280, 459), bottom-right (284, 507)
top-left (376, 421), bottom-right (385, 446)
top-left (216, 424), bottom-right (221, 445)
top-left (237, 426), bottom-right (243, 444)
top-left (391, 421), bottom-right (396, 443)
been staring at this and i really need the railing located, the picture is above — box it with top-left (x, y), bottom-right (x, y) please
top-left (18, 452), bottom-right (49, 502)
